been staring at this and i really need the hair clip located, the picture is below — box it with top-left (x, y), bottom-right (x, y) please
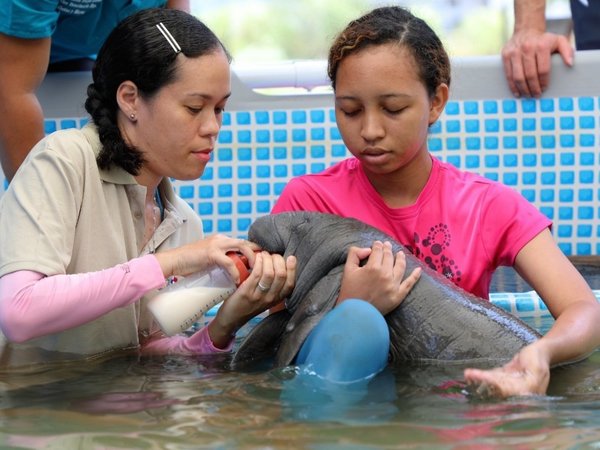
top-left (156, 22), bottom-right (181, 54)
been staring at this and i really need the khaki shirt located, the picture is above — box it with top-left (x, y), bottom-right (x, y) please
top-left (0, 124), bottom-right (203, 368)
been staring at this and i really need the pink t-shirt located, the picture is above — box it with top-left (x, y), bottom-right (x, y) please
top-left (272, 156), bottom-right (551, 299)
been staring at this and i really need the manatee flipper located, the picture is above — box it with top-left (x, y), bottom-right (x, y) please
top-left (274, 266), bottom-right (343, 367)
top-left (230, 309), bottom-right (291, 370)
top-left (248, 212), bottom-right (350, 312)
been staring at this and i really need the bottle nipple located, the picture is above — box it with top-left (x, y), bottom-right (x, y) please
top-left (226, 250), bottom-right (251, 286)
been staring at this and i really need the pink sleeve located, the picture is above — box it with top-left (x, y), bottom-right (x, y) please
top-left (0, 255), bottom-right (166, 342)
top-left (140, 324), bottom-right (234, 355)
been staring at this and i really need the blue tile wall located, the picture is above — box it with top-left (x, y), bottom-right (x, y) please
top-left (176, 96), bottom-right (598, 256)
top-left (2, 96), bottom-right (599, 256)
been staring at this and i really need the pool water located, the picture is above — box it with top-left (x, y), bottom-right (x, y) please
top-left (1, 314), bottom-right (600, 449)
top-left (1, 261), bottom-right (599, 449)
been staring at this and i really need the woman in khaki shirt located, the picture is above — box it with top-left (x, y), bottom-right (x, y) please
top-left (0, 8), bottom-right (296, 368)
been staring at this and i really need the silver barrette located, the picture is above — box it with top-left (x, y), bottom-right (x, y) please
top-left (156, 22), bottom-right (181, 54)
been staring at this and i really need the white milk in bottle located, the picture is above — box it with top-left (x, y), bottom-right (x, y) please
top-left (148, 252), bottom-right (251, 335)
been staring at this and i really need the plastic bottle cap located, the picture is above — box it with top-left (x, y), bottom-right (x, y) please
top-left (226, 251), bottom-right (251, 286)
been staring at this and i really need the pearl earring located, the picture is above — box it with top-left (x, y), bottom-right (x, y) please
top-left (129, 113), bottom-right (136, 121)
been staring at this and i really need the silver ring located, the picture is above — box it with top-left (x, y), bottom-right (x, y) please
top-left (257, 281), bottom-right (271, 292)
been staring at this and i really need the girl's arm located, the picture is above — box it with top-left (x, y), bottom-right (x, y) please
top-left (515, 228), bottom-right (600, 366)
top-left (464, 229), bottom-right (600, 396)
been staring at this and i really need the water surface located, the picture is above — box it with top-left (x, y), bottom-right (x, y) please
top-left (1, 314), bottom-right (600, 449)
top-left (2, 260), bottom-right (600, 449)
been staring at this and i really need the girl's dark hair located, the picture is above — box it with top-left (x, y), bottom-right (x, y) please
top-left (327, 6), bottom-right (450, 97)
top-left (85, 8), bottom-right (231, 174)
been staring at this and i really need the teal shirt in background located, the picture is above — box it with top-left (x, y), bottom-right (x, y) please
top-left (0, 0), bottom-right (167, 63)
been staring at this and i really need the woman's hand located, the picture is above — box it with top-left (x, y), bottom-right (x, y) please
top-left (208, 251), bottom-right (296, 347)
top-left (337, 241), bottom-right (421, 315)
top-left (154, 234), bottom-right (260, 284)
top-left (464, 342), bottom-right (551, 398)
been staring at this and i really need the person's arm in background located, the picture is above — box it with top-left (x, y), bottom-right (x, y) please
top-left (166, 0), bottom-right (190, 12)
top-left (501, 0), bottom-right (573, 98)
top-left (0, 1), bottom-right (190, 183)
top-left (0, 34), bottom-right (50, 181)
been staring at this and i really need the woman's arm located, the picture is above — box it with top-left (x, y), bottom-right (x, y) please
top-left (166, 0), bottom-right (190, 12)
top-left (0, 254), bottom-right (165, 342)
top-left (142, 251), bottom-right (297, 354)
top-left (501, 0), bottom-right (573, 98)
top-left (140, 325), bottom-right (233, 355)
top-left (0, 261), bottom-right (235, 355)
top-left (0, 33), bottom-right (50, 180)
top-left (0, 247), bottom-right (296, 356)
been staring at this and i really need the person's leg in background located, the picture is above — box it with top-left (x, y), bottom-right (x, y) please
top-left (570, 0), bottom-right (600, 50)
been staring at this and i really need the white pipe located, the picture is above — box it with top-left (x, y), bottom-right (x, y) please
top-left (232, 60), bottom-right (329, 90)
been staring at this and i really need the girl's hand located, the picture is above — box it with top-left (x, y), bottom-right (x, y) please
top-left (208, 251), bottom-right (296, 347)
top-left (464, 343), bottom-right (551, 398)
top-left (337, 241), bottom-right (421, 315)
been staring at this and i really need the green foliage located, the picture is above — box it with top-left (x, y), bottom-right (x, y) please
top-left (199, 0), bottom-right (508, 62)
top-left (445, 7), bottom-right (507, 56)
top-left (405, 4), bottom-right (507, 57)
top-left (200, 0), bottom-right (369, 62)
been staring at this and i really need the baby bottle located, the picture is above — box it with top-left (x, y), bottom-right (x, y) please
top-left (148, 251), bottom-right (251, 336)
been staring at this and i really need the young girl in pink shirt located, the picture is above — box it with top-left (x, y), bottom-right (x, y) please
top-left (273, 5), bottom-right (600, 397)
